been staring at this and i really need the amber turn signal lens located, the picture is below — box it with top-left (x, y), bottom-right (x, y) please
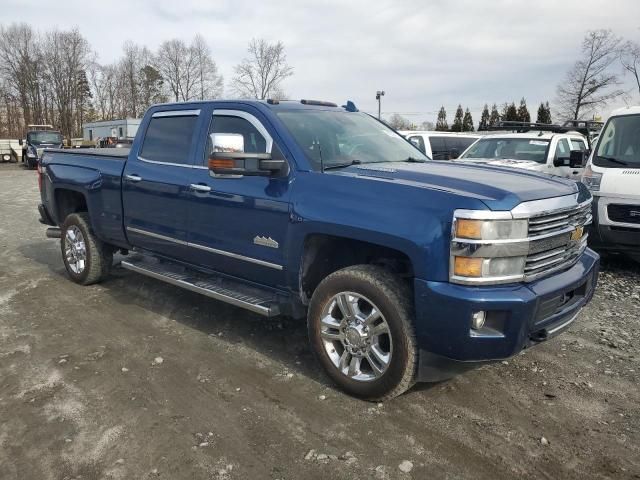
top-left (455, 219), bottom-right (483, 239)
top-left (453, 256), bottom-right (483, 277)
top-left (208, 158), bottom-right (235, 169)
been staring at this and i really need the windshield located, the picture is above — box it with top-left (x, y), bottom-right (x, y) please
top-left (594, 115), bottom-right (640, 168)
top-left (460, 137), bottom-right (550, 163)
top-left (27, 131), bottom-right (62, 145)
top-left (276, 110), bottom-right (429, 170)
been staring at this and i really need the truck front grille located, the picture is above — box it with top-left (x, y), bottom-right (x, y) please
top-left (607, 204), bottom-right (640, 225)
top-left (524, 202), bottom-right (592, 281)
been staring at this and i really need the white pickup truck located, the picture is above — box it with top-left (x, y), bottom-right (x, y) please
top-left (582, 106), bottom-right (640, 262)
top-left (456, 123), bottom-right (590, 180)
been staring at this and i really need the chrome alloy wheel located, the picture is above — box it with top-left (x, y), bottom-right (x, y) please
top-left (320, 292), bottom-right (393, 382)
top-left (64, 225), bottom-right (87, 274)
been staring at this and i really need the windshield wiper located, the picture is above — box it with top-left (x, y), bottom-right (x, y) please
top-left (401, 156), bottom-right (426, 163)
top-left (323, 159), bottom-right (363, 170)
top-left (596, 155), bottom-right (628, 166)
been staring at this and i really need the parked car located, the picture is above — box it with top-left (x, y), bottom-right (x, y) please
top-left (37, 99), bottom-right (599, 400)
top-left (20, 125), bottom-right (63, 169)
top-left (456, 125), bottom-right (589, 180)
top-left (399, 131), bottom-right (480, 160)
top-left (582, 106), bottom-right (640, 262)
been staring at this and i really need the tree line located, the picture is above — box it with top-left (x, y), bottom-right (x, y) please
top-left (0, 23), bottom-right (293, 139)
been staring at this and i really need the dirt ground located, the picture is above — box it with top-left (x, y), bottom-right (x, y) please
top-left (0, 162), bottom-right (638, 480)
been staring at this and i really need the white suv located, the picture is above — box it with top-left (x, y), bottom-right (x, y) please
top-left (400, 131), bottom-right (481, 160)
top-left (456, 130), bottom-right (589, 180)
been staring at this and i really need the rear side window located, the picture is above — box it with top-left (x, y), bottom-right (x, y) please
top-left (140, 114), bottom-right (198, 164)
top-left (429, 136), bottom-right (448, 159)
top-left (453, 137), bottom-right (477, 152)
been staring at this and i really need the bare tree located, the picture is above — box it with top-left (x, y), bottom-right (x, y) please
top-left (191, 34), bottom-right (223, 100)
top-left (556, 29), bottom-right (624, 119)
top-left (231, 38), bottom-right (293, 99)
top-left (620, 40), bottom-right (640, 97)
top-left (155, 39), bottom-right (186, 102)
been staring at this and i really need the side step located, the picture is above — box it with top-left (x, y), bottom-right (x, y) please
top-left (120, 256), bottom-right (281, 317)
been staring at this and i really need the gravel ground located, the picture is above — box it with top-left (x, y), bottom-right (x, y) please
top-left (0, 163), bottom-right (638, 480)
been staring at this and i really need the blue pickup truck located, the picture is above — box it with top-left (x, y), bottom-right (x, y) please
top-left (37, 99), bottom-right (599, 400)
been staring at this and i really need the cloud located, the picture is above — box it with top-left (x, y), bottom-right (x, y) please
top-left (3, 0), bottom-right (639, 123)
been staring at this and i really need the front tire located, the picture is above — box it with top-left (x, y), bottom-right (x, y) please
top-left (60, 213), bottom-right (112, 285)
top-left (308, 265), bottom-right (417, 401)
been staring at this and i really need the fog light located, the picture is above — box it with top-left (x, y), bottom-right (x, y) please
top-left (471, 311), bottom-right (486, 330)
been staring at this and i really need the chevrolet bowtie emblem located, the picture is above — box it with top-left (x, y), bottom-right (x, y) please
top-left (253, 236), bottom-right (279, 249)
top-left (570, 226), bottom-right (584, 241)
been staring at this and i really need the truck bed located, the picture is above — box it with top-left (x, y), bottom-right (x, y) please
top-left (41, 148), bottom-right (129, 248)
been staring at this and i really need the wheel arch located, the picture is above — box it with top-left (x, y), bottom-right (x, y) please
top-left (297, 232), bottom-right (417, 305)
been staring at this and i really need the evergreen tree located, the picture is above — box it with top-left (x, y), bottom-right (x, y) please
top-left (478, 104), bottom-right (490, 131)
top-left (536, 101), bottom-right (552, 124)
top-left (462, 108), bottom-right (474, 131)
top-left (435, 106), bottom-right (448, 131)
top-left (489, 103), bottom-right (500, 127)
top-left (451, 104), bottom-right (464, 132)
top-left (517, 97), bottom-right (530, 122)
top-left (502, 102), bottom-right (518, 122)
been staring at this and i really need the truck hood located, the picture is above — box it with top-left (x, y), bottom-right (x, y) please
top-left (328, 161), bottom-right (578, 210)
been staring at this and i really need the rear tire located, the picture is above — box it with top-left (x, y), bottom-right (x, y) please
top-left (308, 265), bottom-right (417, 401)
top-left (60, 212), bottom-right (112, 285)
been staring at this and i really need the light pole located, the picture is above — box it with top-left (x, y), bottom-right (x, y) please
top-left (376, 90), bottom-right (385, 119)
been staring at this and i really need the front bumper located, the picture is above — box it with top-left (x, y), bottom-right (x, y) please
top-left (588, 194), bottom-right (640, 255)
top-left (414, 249), bottom-right (599, 381)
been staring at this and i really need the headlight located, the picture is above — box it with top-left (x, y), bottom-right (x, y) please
top-left (26, 147), bottom-right (37, 158)
top-left (581, 164), bottom-right (602, 192)
top-left (455, 218), bottom-right (528, 240)
top-left (451, 212), bottom-right (529, 285)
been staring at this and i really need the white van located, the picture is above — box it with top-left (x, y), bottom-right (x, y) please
top-left (400, 131), bottom-right (481, 160)
top-left (582, 106), bottom-right (640, 261)
top-left (456, 130), bottom-right (589, 180)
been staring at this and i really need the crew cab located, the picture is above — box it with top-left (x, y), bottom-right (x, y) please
top-left (456, 123), bottom-right (590, 180)
top-left (37, 100), bottom-right (599, 400)
top-left (582, 106), bottom-right (640, 262)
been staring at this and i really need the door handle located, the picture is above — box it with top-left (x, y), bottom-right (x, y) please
top-left (125, 174), bottom-right (142, 182)
top-left (190, 183), bottom-right (212, 193)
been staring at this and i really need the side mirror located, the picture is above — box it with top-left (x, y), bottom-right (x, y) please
top-left (208, 133), bottom-right (286, 177)
top-left (18, 138), bottom-right (23, 146)
top-left (449, 148), bottom-right (460, 160)
top-left (209, 151), bottom-right (286, 176)
top-left (553, 157), bottom-right (570, 167)
top-left (569, 150), bottom-right (587, 168)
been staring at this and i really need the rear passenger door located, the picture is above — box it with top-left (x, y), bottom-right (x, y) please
top-left (122, 109), bottom-right (201, 261)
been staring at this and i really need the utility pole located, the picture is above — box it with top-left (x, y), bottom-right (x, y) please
top-left (376, 90), bottom-right (385, 119)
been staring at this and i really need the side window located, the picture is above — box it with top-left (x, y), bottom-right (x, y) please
top-left (554, 138), bottom-right (571, 160)
top-left (140, 114), bottom-right (198, 164)
top-left (429, 136), bottom-right (448, 160)
top-left (570, 139), bottom-right (587, 151)
top-left (408, 135), bottom-right (426, 154)
top-left (206, 114), bottom-right (268, 161)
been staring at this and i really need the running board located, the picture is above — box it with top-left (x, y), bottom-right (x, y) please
top-left (120, 257), bottom-right (281, 317)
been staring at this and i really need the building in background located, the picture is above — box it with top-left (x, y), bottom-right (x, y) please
top-left (82, 118), bottom-right (141, 142)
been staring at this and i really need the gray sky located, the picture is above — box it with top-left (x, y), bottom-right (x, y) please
top-left (4, 0), bottom-right (640, 123)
